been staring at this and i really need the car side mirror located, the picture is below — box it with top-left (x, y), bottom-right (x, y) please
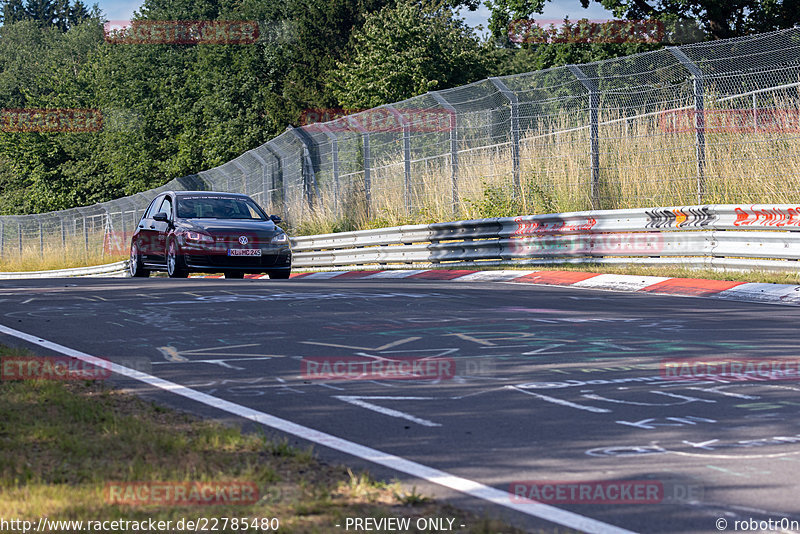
top-left (269, 215), bottom-right (282, 223)
top-left (153, 212), bottom-right (168, 222)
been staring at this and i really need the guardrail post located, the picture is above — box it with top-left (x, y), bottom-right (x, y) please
top-left (287, 126), bottom-right (320, 210)
top-left (384, 105), bottom-right (413, 214)
top-left (567, 65), bottom-right (600, 209)
top-left (668, 47), bottom-right (706, 202)
top-left (316, 123), bottom-right (340, 216)
top-left (430, 91), bottom-right (459, 214)
top-left (489, 77), bottom-right (521, 198)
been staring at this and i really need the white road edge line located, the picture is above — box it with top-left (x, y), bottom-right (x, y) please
top-left (0, 322), bottom-right (636, 534)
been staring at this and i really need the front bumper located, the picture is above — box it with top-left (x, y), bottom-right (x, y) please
top-left (184, 244), bottom-right (291, 272)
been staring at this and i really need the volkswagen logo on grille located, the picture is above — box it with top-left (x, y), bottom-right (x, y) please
top-left (238, 236), bottom-right (249, 245)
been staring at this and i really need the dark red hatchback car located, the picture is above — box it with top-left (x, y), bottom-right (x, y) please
top-left (129, 191), bottom-right (291, 279)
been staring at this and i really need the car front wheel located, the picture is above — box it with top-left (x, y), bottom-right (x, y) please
top-left (267, 269), bottom-right (291, 279)
top-left (166, 240), bottom-right (189, 278)
top-left (224, 271), bottom-right (244, 279)
top-left (129, 242), bottom-right (150, 278)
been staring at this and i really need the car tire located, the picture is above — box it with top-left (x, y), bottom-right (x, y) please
top-left (267, 269), bottom-right (291, 279)
top-left (224, 271), bottom-right (244, 279)
top-left (129, 242), bottom-right (150, 278)
top-left (166, 239), bottom-right (189, 278)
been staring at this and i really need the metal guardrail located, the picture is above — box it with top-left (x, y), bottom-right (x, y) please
top-left (290, 204), bottom-right (800, 273)
top-left (0, 260), bottom-right (129, 279)
top-left (7, 203), bottom-right (800, 278)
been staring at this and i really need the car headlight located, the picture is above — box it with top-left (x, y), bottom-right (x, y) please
top-left (185, 231), bottom-right (214, 244)
top-left (271, 232), bottom-right (288, 244)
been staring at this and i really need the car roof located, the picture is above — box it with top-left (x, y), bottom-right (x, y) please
top-left (168, 191), bottom-right (249, 198)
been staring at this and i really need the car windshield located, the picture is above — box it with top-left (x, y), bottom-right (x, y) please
top-left (177, 196), bottom-right (266, 220)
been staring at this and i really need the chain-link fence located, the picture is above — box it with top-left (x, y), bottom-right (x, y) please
top-left (2, 26), bottom-right (800, 264)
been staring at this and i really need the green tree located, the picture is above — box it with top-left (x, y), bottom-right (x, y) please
top-left (487, 0), bottom-right (800, 42)
top-left (331, 1), bottom-right (493, 108)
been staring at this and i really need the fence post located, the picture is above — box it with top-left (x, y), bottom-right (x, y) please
top-left (317, 123), bottom-right (340, 216)
top-left (266, 142), bottom-right (290, 221)
top-left (384, 105), bottom-right (412, 214)
top-left (248, 150), bottom-right (272, 211)
top-left (430, 91), bottom-right (459, 214)
top-left (488, 77), bottom-right (521, 197)
top-left (18, 223), bottom-right (22, 256)
top-left (362, 132), bottom-right (372, 219)
top-left (0, 220), bottom-right (4, 259)
top-left (287, 126), bottom-right (320, 211)
top-left (61, 218), bottom-right (66, 248)
top-left (668, 47), bottom-right (706, 202)
top-left (83, 215), bottom-right (88, 253)
top-left (38, 219), bottom-right (43, 257)
top-left (567, 65), bottom-right (600, 209)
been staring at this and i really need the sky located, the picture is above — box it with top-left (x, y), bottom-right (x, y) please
top-left (99, 0), bottom-right (615, 32)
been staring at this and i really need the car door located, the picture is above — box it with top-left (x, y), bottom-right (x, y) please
top-left (151, 195), bottom-right (173, 264)
top-left (136, 195), bottom-right (163, 262)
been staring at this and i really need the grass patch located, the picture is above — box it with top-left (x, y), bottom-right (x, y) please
top-left (0, 346), bottom-right (525, 533)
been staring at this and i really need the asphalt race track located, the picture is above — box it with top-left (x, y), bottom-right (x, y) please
top-left (2, 276), bottom-right (800, 534)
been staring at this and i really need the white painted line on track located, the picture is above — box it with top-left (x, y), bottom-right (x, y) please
top-left (571, 274), bottom-right (671, 292)
top-left (0, 322), bottom-right (637, 534)
top-left (362, 269), bottom-right (428, 278)
top-left (297, 271), bottom-right (346, 279)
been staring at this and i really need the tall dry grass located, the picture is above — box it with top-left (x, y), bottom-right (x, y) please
top-left (294, 101), bottom-right (800, 235)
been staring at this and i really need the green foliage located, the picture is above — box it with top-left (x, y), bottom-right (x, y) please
top-left (486, 0), bottom-right (800, 44)
top-left (331, 1), bottom-right (494, 108)
top-left (466, 176), bottom-right (557, 218)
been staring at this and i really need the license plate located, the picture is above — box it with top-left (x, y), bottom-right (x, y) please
top-left (227, 249), bottom-right (262, 256)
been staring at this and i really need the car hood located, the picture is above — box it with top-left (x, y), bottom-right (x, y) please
top-left (182, 219), bottom-right (279, 235)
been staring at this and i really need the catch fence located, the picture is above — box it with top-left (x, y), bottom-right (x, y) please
top-left (2, 27), bottom-right (800, 262)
